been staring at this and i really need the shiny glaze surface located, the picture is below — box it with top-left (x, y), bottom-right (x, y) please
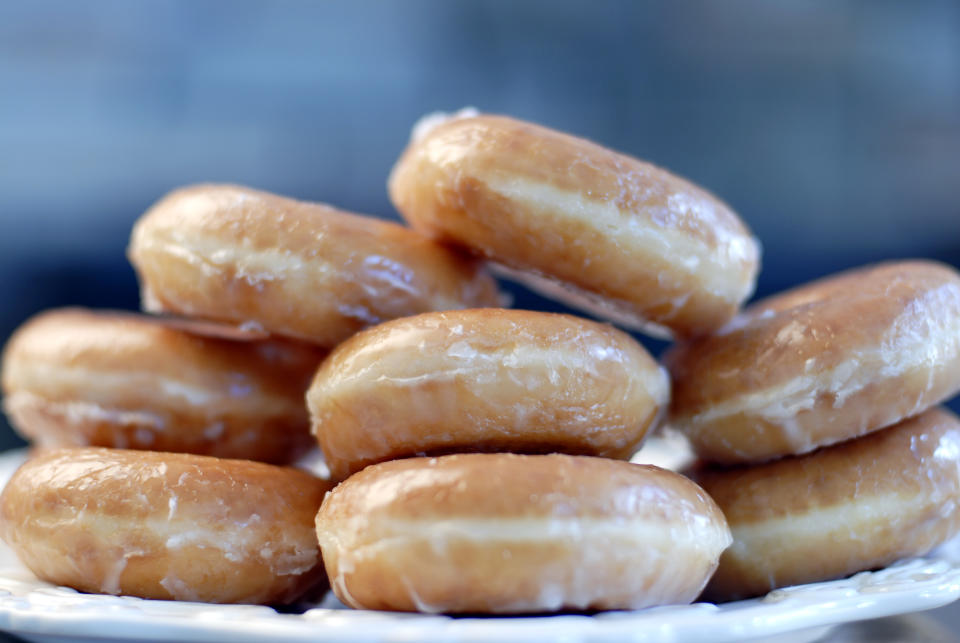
top-left (308, 308), bottom-right (669, 481)
top-left (128, 184), bottom-right (502, 347)
top-left (667, 261), bottom-right (960, 463)
top-left (1, 309), bottom-right (324, 463)
top-left (0, 448), bottom-right (331, 604)
top-left (316, 453), bottom-right (730, 613)
top-left (696, 408), bottom-right (960, 600)
top-left (388, 112), bottom-right (760, 338)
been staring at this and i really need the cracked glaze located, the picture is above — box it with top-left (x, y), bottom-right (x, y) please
top-left (667, 261), bottom-right (960, 463)
top-left (315, 453), bottom-right (730, 613)
top-left (0, 448), bottom-right (331, 604)
top-left (128, 184), bottom-right (502, 348)
top-left (308, 309), bottom-right (670, 481)
top-left (388, 112), bottom-right (760, 338)
top-left (1, 309), bottom-right (325, 463)
top-left (695, 408), bottom-right (960, 601)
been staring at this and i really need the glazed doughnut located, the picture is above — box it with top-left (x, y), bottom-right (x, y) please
top-left (0, 447), bottom-right (331, 604)
top-left (127, 184), bottom-right (502, 347)
top-left (308, 308), bottom-right (669, 481)
top-left (315, 453), bottom-right (731, 613)
top-left (388, 111), bottom-right (760, 338)
top-left (696, 407), bottom-right (960, 601)
top-left (1, 309), bottom-right (324, 463)
top-left (666, 261), bottom-right (960, 464)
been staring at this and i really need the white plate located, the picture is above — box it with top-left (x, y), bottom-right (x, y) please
top-left (0, 447), bottom-right (959, 643)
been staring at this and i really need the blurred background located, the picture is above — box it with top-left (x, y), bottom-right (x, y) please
top-left (1, 0), bottom-right (960, 452)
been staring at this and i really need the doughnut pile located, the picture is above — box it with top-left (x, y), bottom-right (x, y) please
top-left (1, 182), bottom-right (508, 605)
top-left (664, 259), bottom-right (960, 600)
top-left (2, 109), bottom-right (959, 614)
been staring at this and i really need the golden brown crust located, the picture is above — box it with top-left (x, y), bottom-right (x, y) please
top-left (316, 453), bottom-right (730, 613)
top-left (695, 408), bottom-right (960, 601)
top-left (666, 261), bottom-right (960, 463)
top-left (308, 308), bottom-right (669, 481)
top-left (1, 309), bottom-right (324, 463)
top-left (388, 113), bottom-right (760, 338)
top-left (0, 448), bottom-right (332, 604)
top-left (127, 184), bottom-right (502, 347)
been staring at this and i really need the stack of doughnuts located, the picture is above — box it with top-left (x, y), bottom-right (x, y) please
top-left (1, 109), bottom-right (958, 615)
top-left (663, 260), bottom-right (960, 600)
top-left (0, 183), bottom-right (503, 605)
top-left (315, 111), bottom-right (760, 612)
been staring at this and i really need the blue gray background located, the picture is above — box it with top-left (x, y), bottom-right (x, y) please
top-left (1, 0), bottom-right (960, 450)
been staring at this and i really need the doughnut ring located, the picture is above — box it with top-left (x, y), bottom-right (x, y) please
top-left (315, 453), bottom-right (731, 613)
top-left (308, 308), bottom-right (670, 481)
top-left (0, 447), bottom-right (332, 604)
top-left (666, 261), bottom-right (960, 464)
top-left (695, 407), bottom-right (960, 601)
top-left (128, 184), bottom-right (502, 347)
top-left (388, 111), bottom-right (760, 339)
top-left (1, 309), bottom-right (324, 464)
